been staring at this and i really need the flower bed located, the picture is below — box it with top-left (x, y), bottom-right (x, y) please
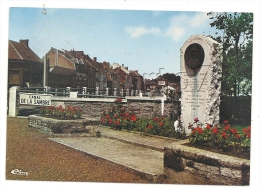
top-left (187, 118), bottom-right (250, 159)
top-left (40, 105), bottom-right (83, 120)
top-left (100, 98), bottom-right (186, 139)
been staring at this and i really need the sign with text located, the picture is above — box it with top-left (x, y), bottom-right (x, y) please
top-left (19, 93), bottom-right (52, 106)
top-left (158, 81), bottom-right (166, 85)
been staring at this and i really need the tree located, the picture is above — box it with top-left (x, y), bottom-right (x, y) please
top-left (207, 12), bottom-right (253, 97)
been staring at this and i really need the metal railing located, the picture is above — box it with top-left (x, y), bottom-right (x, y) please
top-left (18, 86), bottom-right (145, 98)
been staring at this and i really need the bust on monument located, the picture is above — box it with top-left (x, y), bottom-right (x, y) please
top-left (184, 43), bottom-right (205, 70)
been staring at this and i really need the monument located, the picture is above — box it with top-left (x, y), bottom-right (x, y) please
top-left (180, 35), bottom-right (222, 134)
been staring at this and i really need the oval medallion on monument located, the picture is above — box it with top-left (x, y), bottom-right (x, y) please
top-left (184, 43), bottom-right (205, 70)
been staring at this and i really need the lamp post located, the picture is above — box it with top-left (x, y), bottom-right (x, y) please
top-left (143, 73), bottom-right (147, 92)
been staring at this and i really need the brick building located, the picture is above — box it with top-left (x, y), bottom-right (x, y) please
top-left (8, 39), bottom-right (43, 89)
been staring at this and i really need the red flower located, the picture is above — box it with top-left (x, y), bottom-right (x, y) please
top-left (130, 115), bottom-right (137, 122)
top-left (153, 117), bottom-right (158, 122)
top-left (221, 131), bottom-right (228, 139)
top-left (224, 124), bottom-right (230, 131)
top-left (197, 127), bottom-right (203, 134)
top-left (147, 124), bottom-right (153, 129)
top-left (223, 120), bottom-right (229, 125)
top-left (100, 117), bottom-right (105, 124)
top-left (242, 126), bottom-right (251, 139)
top-left (212, 127), bottom-right (218, 134)
top-left (206, 124), bottom-right (211, 130)
top-left (108, 118), bottom-right (113, 124)
top-left (114, 119), bottom-right (120, 125)
top-left (114, 98), bottom-right (122, 103)
top-left (191, 127), bottom-right (203, 134)
top-left (194, 118), bottom-right (199, 122)
top-left (230, 128), bottom-right (237, 134)
top-left (191, 128), bottom-right (197, 134)
top-left (159, 121), bottom-right (163, 127)
top-left (235, 134), bottom-right (240, 139)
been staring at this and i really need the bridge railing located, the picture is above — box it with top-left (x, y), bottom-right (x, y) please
top-left (19, 86), bottom-right (144, 98)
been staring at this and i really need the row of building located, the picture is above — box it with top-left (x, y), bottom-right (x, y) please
top-left (8, 39), bottom-right (180, 95)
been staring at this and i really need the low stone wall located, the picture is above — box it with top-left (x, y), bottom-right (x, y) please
top-left (51, 97), bottom-right (180, 120)
top-left (164, 144), bottom-right (250, 185)
top-left (28, 115), bottom-right (99, 134)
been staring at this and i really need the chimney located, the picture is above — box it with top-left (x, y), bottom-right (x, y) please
top-left (93, 57), bottom-right (97, 62)
top-left (122, 64), bottom-right (124, 68)
top-left (20, 39), bottom-right (29, 48)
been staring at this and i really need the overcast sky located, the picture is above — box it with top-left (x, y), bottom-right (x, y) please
top-left (7, 7), bottom-right (221, 79)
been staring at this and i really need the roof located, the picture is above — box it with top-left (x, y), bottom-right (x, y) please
top-left (130, 70), bottom-right (142, 77)
top-left (84, 55), bottom-right (108, 73)
top-left (112, 63), bottom-right (130, 74)
top-left (47, 48), bottom-right (75, 71)
top-left (8, 39), bottom-right (42, 63)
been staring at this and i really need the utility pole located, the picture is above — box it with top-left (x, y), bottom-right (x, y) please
top-left (43, 54), bottom-right (47, 87)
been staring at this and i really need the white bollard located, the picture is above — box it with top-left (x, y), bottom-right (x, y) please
top-left (8, 86), bottom-right (20, 117)
top-left (70, 92), bottom-right (78, 98)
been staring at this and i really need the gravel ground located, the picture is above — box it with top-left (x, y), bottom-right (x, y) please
top-left (5, 117), bottom-right (151, 184)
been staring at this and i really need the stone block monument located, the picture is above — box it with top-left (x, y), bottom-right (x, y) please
top-left (180, 35), bottom-right (222, 134)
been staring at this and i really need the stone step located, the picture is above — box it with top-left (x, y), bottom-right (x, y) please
top-left (50, 136), bottom-right (166, 182)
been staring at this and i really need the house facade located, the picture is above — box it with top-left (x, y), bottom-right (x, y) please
top-left (8, 39), bottom-right (43, 89)
top-left (45, 48), bottom-right (75, 88)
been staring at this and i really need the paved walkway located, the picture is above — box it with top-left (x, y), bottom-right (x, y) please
top-left (50, 126), bottom-right (187, 182)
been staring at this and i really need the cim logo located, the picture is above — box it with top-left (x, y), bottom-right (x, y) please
top-left (11, 169), bottom-right (28, 176)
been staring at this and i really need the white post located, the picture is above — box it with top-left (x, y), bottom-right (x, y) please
top-left (70, 92), bottom-right (78, 98)
top-left (161, 93), bottom-right (166, 116)
top-left (43, 54), bottom-right (47, 87)
top-left (95, 87), bottom-right (99, 95)
top-left (82, 87), bottom-right (87, 98)
top-left (8, 86), bottom-right (20, 117)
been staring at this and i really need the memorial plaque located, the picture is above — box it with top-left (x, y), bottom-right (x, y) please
top-left (180, 35), bottom-right (222, 134)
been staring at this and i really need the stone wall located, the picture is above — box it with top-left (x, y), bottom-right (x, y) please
top-left (28, 115), bottom-right (99, 134)
top-left (50, 97), bottom-right (180, 120)
top-left (164, 145), bottom-right (250, 185)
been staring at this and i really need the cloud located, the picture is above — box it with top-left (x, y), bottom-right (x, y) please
top-left (189, 12), bottom-right (209, 27)
top-left (164, 14), bottom-right (188, 41)
top-left (165, 25), bottom-right (185, 41)
top-left (125, 26), bottom-right (160, 38)
top-left (164, 12), bottom-right (210, 41)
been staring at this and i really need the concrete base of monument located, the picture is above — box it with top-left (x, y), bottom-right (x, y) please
top-left (164, 144), bottom-right (250, 185)
top-left (28, 115), bottom-right (100, 136)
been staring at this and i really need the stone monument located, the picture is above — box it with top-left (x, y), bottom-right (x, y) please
top-left (180, 35), bottom-right (222, 134)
